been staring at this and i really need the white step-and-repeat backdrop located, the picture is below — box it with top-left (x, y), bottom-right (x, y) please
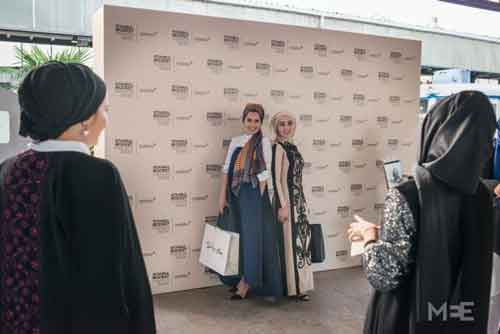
top-left (93, 5), bottom-right (421, 294)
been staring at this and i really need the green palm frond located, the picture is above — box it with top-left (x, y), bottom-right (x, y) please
top-left (1, 45), bottom-right (92, 90)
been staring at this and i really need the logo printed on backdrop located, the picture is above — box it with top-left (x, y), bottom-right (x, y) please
top-left (353, 93), bottom-right (366, 106)
top-left (300, 65), bottom-right (314, 79)
top-left (204, 216), bottom-right (218, 224)
top-left (115, 24), bottom-right (136, 40)
top-left (336, 250), bottom-right (349, 257)
top-left (354, 48), bottom-right (367, 61)
top-left (172, 29), bottom-right (190, 45)
top-left (227, 63), bottom-right (244, 71)
top-left (191, 194), bottom-right (209, 204)
top-left (312, 138), bottom-right (327, 152)
top-left (378, 71), bottom-right (390, 81)
top-left (390, 50), bottom-right (403, 63)
top-left (171, 84), bottom-right (190, 100)
top-left (138, 141), bottom-right (157, 151)
top-left (353, 161), bottom-right (367, 169)
top-left (288, 92), bottom-right (302, 100)
top-left (271, 89), bottom-right (286, 104)
top-left (288, 41), bottom-right (304, 51)
top-left (405, 98), bottom-right (418, 104)
top-left (339, 115), bottom-right (352, 128)
top-left (337, 206), bottom-right (351, 218)
top-left (271, 40), bottom-right (286, 54)
top-left (152, 272), bottom-right (170, 287)
top-left (315, 163), bottom-right (329, 172)
top-left (205, 164), bottom-right (222, 179)
top-left (193, 89), bottom-right (211, 97)
top-left (327, 232), bottom-right (342, 239)
top-left (366, 140), bottom-right (380, 148)
top-left (153, 165), bottom-right (171, 180)
top-left (387, 138), bottom-right (399, 151)
top-left (175, 58), bottom-right (194, 69)
top-left (351, 184), bottom-right (363, 196)
top-left (206, 112), bottom-right (224, 127)
top-left (207, 59), bottom-right (224, 74)
top-left (171, 139), bottom-right (190, 154)
top-left (313, 91), bottom-right (327, 104)
top-left (389, 96), bottom-right (401, 106)
top-left (170, 245), bottom-right (190, 260)
top-left (224, 35), bottom-right (240, 49)
top-left (153, 55), bottom-right (172, 71)
top-left (244, 40), bottom-right (259, 47)
top-left (114, 82), bottom-right (134, 98)
top-left (341, 69), bottom-right (354, 80)
top-left (171, 192), bottom-right (188, 208)
top-left (256, 62), bottom-right (271, 76)
top-left (352, 207), bottom-right (366, 214)
top-left (139, 30), bottom-right (159, 38)
top-left (313, 210), bottom-right (328, 217)
top-left (402, 140), bottom-right (414, 148)
top-left (338, 160), bottom-right (352, 173)
top-left (317, 68), bottom-right (331, 77)
top-left (393, 75), bottom-right (405, 81)
top-left (357, 73), bottom-right (369, 79)
top-left (114, 138), bottom-right (134, 154)
top-left (376, 116), bottom-right (389, 128)
top-left (352, 138), bottom-right (365, 151)
top-left (152, 219), bottom-right (171, 234)
top-left (316, 115), bottom-right (331, 124)
top-left (368, 97), bottom-right (380, 103)
top-left (405, 55), bottom-right (417, 61)
top-left (139, 86), bottom-right (158, 95)
top-left (391, 118), bottom-right (404, 125)
top-left (370, 51), bottom-right (382, 59)
top-left (330, 141), bottom-right (343, 148)
top-left (314, 43), bottom-right (328, 57)
top-left (376, 160), bottom-right (385, 169)
top-left (175, 166), bottom-right (193, 176)
top-left (175, 219), bottom-right (192, 228)
top-left (299, 114), bottom-right (313, 127)
top-left (311, 185), bottom-right (326, 198)
top-left (192, 141), bottom-right (209, 151)
top-left (222, 138), bottom-right (232, 150)
top-left (194, 34), bottom-right (211, 43)
top-left (328, 185), bottom-right (343, 195)
top-left (356, 118), bottom-right (369, 125)
top-left (274, 65), bottom-right (289, 73)
top-left (303, 162), bottom-right (313, 175)
top-left (366, 184), bottom-right (377, 191)
top-left (174, 272), bottom-right (192, 280)
top-left (138, 196), bottom-right (156, 206)
top-left (331, 48), bottom-right (345, 55)
top-left (243, 91), bottom-right (259, 98)
top-left (224, 88), bottom-right (240, 102)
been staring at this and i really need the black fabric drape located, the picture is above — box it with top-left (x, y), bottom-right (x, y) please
top-left (365, 91), bottom-right (496, 334)
top-left (0, 151), bottom-right (156, 334)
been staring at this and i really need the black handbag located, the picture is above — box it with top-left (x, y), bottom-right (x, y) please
top-left (310, 224), bottom-right (325, 263)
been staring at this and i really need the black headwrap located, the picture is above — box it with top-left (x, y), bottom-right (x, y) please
top-left (414, 91), bottom-right (496, 331)
top-left (18, 61), bottom-right (106, 141)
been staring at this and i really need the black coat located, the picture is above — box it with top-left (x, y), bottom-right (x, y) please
top-left (0, 151), bottom-right (156, 334)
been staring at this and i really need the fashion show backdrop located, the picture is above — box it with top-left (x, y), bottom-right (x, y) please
top-left (93, 5), bottom-right (421, 294)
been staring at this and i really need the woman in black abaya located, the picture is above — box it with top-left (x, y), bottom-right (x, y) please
top-left (349, 91), bottom-right (496, 334)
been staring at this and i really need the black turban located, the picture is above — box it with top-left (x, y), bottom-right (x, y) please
top-left (18, 61), bottom-right (106, 141)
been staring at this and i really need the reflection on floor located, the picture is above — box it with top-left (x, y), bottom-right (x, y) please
top-left (153, 267), bottom-right (371, 334)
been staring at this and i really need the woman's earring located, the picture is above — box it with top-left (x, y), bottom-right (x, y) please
top-left (81, 124), bottom-right (89, 137)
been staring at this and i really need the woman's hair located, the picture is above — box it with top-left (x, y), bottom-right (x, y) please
top-left (242, 103), bottom-right (265, 122)
top-left (18, 61), bottom-right (106, 141)
top-left (270, 111), bottom-right (296, 140)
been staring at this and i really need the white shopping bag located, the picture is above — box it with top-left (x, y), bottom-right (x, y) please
top-left (199, 224), bottom-right (239, 276)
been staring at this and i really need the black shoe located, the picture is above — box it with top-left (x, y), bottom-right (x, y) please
top-left (230, 293), bottom-right (244, 300)
top-left (296, 294), bottom-right (310, 302)
top-left (228, 286), bottom-right (237, 293)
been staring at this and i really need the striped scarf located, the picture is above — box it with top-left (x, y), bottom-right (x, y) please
top-left (231, 131), bottom-right (266, 196)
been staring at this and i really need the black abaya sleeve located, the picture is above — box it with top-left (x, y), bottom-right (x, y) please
top-left (54, 156), bottom-right (156, 333)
